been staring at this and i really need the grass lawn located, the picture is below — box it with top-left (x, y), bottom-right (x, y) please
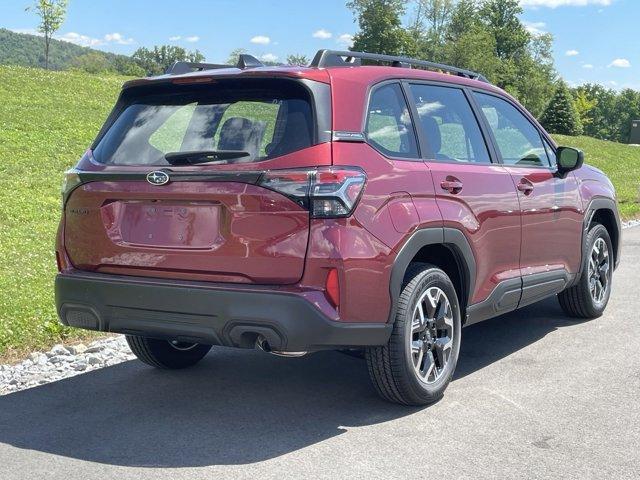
top-left (0, 65), bottom-right (639, 360)
top-left (554, 134), bottom-right (640, 219)
top-left (0, 66), bottom-right (127, 360)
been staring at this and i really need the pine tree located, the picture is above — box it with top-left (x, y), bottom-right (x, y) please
top-left (541, 82), bottom-right (583, 136)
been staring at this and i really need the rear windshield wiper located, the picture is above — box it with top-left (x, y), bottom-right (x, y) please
top-left (164, 150), bottom-right (250, 165)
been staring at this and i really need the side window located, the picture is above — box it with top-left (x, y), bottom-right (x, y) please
top-left (409, 84), bottom-right (490, 163)
top-left (365, 83), bottom-right (419, 159)
top-left (474, 92), bottom-right (550, 167)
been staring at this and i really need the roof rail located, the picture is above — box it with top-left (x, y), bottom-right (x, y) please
top-left (310, 49), bottom-right (489, 83)
top-left (166, 54), bottom-right (264, 75)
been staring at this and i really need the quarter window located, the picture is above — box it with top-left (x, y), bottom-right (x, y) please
top-left (409, 84), bottom-right (490, 163)
top-left (474, 92), bottom-right (550, 167)
top-left (365, 83), bottom-right (419, 159)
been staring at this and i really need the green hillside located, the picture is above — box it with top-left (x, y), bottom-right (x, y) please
top-left (0, 28), bottom-right (139, 74)
top-left (0, 65), bottom-right (638, 360)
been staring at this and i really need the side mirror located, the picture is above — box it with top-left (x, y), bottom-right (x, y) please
top-left (556, 146), bottom-right (584, 177)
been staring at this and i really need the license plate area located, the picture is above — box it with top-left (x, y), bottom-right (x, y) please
top-left (102, 200), bottom-right (223, 250)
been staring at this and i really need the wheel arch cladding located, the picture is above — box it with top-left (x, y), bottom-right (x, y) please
top-left (585, 197), bottom-right (621, 269)
top-left (389, 228), bottom-right (476, 323)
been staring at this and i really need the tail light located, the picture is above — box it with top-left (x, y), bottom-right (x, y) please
top-left (258, 167), bottom-right (366, 218)
top-left (61, 169), bottom-right (82, 203)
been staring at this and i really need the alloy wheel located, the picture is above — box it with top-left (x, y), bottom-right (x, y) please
top-left (410, 286), bottom-right (454, 384)
top-left (588, 237), bottom-right (610, 306)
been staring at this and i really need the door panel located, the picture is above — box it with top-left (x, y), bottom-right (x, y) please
top-left (472, 91), bottom-right (583, 276)
top-left (505, 167), bottom-right (583, 274)
top-left (429, 163), bottom-right (522, 303)
top-left (405, 82), bottom-right (522, 306)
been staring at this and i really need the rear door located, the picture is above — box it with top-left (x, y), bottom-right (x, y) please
top-left (472, 92), bottom-right (583, 285)
top-left (405, 82), bottom-right (522, 309)
top-left (63, 77), bottom-right (331, 284)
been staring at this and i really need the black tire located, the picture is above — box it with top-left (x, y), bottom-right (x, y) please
top-left (558, 223), bottom-right (613, 319)
top-left (365, 263), bottom-right (462, 406)
top-left (126, 335), bottom-right (212, 369)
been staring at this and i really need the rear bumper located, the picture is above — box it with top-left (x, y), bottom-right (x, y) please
top-left (55, 271), bottom-right (392, 352)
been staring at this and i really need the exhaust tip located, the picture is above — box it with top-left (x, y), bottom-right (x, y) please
top-left (255, 335), bottom-right (307, 357)
top-left (255, 335), bottom-right (272, 352)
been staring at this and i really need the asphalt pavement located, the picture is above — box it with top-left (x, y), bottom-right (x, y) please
top-left (1, 227), bottom-right (638, 480)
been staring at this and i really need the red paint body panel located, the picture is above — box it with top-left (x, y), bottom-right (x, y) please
top-left (65, 181), bottom-right (310, 284)
top-left (505, 167), bottom-right (584, 275)
top-left (428, 162), bottom-right (522, 303)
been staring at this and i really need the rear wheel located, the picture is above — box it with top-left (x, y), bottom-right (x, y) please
top-left (558, 223), bottom-right (613, 319)
top-left (126, 335), bottom-right (212, 369)
top-left (366, 264), bottom-right (462, 406)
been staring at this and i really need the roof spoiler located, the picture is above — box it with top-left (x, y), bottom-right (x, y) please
top-left (166, 54), bottom-right (264, 75)
top-left (310, 49), bottom-right (489, 83)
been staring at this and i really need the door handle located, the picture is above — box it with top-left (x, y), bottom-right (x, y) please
top-left (440, 178), bottom-right (463, 194)
top-left (517, 179), bottom-right (534, 195)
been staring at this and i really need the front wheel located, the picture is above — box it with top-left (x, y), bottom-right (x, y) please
top-left (126, 335), bottom-right (212, 369)
top-left (366, 264), bottom-right (462, 406)
top-left (558, 223), bottom-right (613, 319)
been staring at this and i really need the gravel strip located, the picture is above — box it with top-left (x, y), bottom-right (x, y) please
top-left (0, 336), bottom-right (135, 396)
top-left (622, 218), bottom-right (640, 229)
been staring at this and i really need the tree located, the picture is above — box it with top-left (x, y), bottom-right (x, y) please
top-left (573, 84), bottom-right (618, 141)
top-left (286, 54), bottom-right (310, 66)
top-left (112, 56), bottom-right (146, 77)
top-left (478, 0), bottom-right (529, 61)
top-left (70, 51), bottom-right (111, 74)
top-left (413, 0), bottom-right (455, 61)
top-left (347, 0), bottom-right (417, 56)
top-left (26, 0), bottom-right (68, 70)
top-left (573, 90), bottom-right (597, 129)
top-left (132, 45), bottom-right (205, 75)
top-left (540, 82), bottom-right (583, 136)
top-left (226, 48), bottom-right (247, 66)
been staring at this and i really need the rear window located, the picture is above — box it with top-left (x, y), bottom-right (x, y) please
top-left (93, 79), bottom-right (315, 166)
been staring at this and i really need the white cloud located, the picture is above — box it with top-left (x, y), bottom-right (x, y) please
top-left (336, 33), bottom-right (354, 47)
top-left (26, 30), bottom-right (136, 47)
top-left (565, 49), bottom-right (579, 56)
top-left (169, 35), bottom-right (181, 41)
top-left (59, 32), bottom-right (104, 47)
top-left (523, 21), bottom-right (546, 35)
top-left (312, 29), bottom-right (332, 39)
top-left (250, 35), bottom-right (270, 45)
top-left (104, 32), bottom-right (134, 45)
top-left (582, 63), bottom-right (594, 69)
top-left (185, 36), bottom-right (200, 43)
top-left (10, 28), bottom-right (39, 36)
top-left (520, 0), bottom-right (612, 7)
top-left (261, 53), bottom-right (278, 62)
top-left (609, 58), bottom-right (631, 68)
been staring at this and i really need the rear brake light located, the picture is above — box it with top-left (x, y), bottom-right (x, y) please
top-left (258, 167), bottom-right (366, 218)
top-left (61, 169), bottom-right (82, 203)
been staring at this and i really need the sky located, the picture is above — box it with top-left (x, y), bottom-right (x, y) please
top-left (1, 0), bottom-right (637, 89)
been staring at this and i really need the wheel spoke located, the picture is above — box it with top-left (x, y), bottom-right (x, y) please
top-left (422, 350), bottom-right (435, 380)
top-left (434, 336), bottom-right (452, 367)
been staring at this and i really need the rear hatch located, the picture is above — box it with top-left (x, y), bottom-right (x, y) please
top-left (63, 76), bottom-right (332, 284)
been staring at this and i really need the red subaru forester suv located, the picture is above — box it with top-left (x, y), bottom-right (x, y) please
top-left (55, 50), bottom-right (621, 405)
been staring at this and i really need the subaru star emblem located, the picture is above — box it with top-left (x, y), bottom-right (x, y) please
top-left (146, 171), bottom-right (170, 186)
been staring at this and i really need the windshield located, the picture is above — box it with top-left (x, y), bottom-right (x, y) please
top-left (93, 79), bottom-right (315, 166)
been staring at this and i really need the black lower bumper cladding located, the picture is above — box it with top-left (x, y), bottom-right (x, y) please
top-left (55, 271), bottom-right (392, 352)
